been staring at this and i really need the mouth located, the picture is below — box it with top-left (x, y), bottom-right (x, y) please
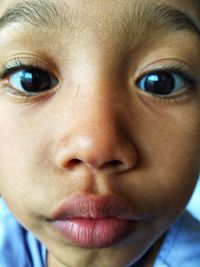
top-left (50, 194), bottom-right (140, 248)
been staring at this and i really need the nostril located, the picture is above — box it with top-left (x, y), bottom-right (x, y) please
top-left (110, 160), bottom-right (122, 167)
top-left (101, 160), bottom-right (123, 169)
top-left (65, 159), bottom-right (82, 169)
top-left (64, 159), bottom-right (123, 170)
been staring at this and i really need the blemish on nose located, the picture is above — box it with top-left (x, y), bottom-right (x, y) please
top-left (73, 85), bottom-right (80, 99)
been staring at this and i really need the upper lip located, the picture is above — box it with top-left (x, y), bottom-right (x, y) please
top-left (51, 194), bottom-right (140, 221)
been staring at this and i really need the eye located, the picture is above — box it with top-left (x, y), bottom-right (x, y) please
top-left (136, 71), bottom-right (186, 96)
top-left (8, 68), bottom-right (59, 94)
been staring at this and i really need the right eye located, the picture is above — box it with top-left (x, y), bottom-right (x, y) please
top-left (136, 71), bottom-right (186, 96)
top-left (8, 68), bottom-right (59, 94)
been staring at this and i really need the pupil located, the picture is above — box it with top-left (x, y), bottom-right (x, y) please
top-left (20, 69), bottom-right (51, 92)
top-left (145, 72), bottom-right (175, 95)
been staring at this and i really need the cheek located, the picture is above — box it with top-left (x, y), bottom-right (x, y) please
top-left (122, 100), bottom-right (200, 219)
top-left (140, 98), bottom-right (200, 176)
top-left (0, 109), bottom-right (47, 219)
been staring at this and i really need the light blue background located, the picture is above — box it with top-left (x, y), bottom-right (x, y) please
top-left (187, 177), bottom-right (200, 220)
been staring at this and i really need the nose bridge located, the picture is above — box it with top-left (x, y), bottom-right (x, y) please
top-left (79, 78), bottom-right (121, 132)
top-left (78, 90), bottom-right (124, 164)
top-left (54, 51), bottom-right (138, 172)
top-left (69, 78), bottom-right (128, 164)
top-left (69, 47), bottom-right (125, 137)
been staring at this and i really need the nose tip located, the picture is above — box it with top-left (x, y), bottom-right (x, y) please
top-left (54, 130), bottom-right (138, 173)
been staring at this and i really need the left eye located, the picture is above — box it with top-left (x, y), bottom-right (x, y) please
top-left (9, 68), bottom-right (58, 94)
top-left (136, 71), bottom-right (186, 96)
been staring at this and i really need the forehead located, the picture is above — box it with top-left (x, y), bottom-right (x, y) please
top-left (0, 0), bottom-right (199, 59)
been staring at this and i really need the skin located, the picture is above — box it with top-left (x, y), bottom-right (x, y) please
top-left (0, 0), bottom-right (199, 266)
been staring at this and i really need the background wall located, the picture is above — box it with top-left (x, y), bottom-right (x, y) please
top-left (187, 177), bottom-right (200, 220)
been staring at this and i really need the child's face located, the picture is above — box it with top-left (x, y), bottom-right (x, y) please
top-left (0, 0), bottom-right (199, 266)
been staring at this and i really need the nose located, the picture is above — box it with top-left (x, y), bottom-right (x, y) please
top-left (54, 83), bottom-right (138, 173)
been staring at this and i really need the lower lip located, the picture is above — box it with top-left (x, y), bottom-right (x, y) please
top-left (52, 218), bottom-right (133, 248)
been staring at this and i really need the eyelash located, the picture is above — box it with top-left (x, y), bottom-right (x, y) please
top-left (0, 58), bottom-right (57, 98)
top-left (136, 64), bottom-right (200, 100)
top-left (0, 58), bottom-right (41, 79)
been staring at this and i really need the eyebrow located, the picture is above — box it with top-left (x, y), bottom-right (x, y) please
top-left (0, 0), bottom-right (69, 29)
top-left (125, 2), bottom-right (200, 40)
top-left (0, 0), bottom-right (199, 40)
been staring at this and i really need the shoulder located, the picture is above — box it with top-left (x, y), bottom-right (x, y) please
top-left (0, 198), bottom-right (46, 267)
top-left (154, 211), bottom-right (200, 267)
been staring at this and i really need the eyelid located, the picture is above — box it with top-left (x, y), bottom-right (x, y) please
top-left (0, 55), bottom-right (59, 79)
top-left (136, 68), bottom-right (199, 86)
top-left (136, 61), bottom-right (195, 78)
top-left (135, 61), bottom-right (200, 88)
top-left (0, 57), bottom-right (60, 101)
top-left (132, 60), bottom-right (200, 104)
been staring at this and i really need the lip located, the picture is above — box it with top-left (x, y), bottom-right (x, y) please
top-left (51, 194), bottom-right (139, 248)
